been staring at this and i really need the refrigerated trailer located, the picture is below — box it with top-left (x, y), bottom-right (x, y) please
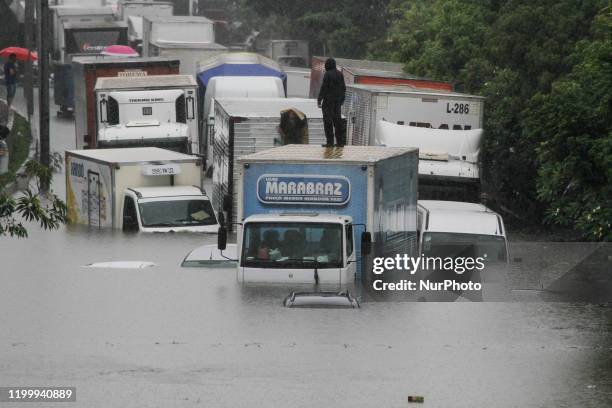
top-left (212, 98), bottom-right (327, 224)
top-left (309, 56), bottom-right (453, 99)
top-left (94, 75), bottom-right (199, 153)
top-left (224, 145), bottom-right (419, 283)
top-left (344, 84), bottom-right (485, 146)
top-left (65, 147), bottom-right (218, 232)
top-left (72, 56), bottom-right (180, 149)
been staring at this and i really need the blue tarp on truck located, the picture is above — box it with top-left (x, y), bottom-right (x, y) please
top-left (196, 52), bottom-right (287, 90)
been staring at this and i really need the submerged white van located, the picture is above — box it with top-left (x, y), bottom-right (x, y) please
top-left (417, 200), bottom-right (509, 263)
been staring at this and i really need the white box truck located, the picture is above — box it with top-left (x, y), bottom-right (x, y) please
top-left (117, 0), bottom-right (174, 52)
top-left (65, 147), bottom-right (218, 232)
top-left (344, 84), bottom-right (485, 146)
top-left (142, 16), bottom-right (215, 56)
top-left (375, 120), bottom-right (483, 201)
top-left (265, 40), bottom-right (309, 68)
top-left (216, 145), bottom-right (419, 284)
top-left (211, 97), bottom-right (327, 223)
top-left (94, 75), bottom-right (200, 153)
top-left (50, 5), bottom-right (115, 61)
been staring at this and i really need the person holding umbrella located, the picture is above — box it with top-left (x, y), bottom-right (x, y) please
top-left (3, 53), bottom-right (17, 108)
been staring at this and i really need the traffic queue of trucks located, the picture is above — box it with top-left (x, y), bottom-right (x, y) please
top-left (48, 5), bottom-right (509, 288)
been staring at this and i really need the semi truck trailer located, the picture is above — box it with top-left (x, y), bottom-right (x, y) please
top-left (344, 84), bottom-right (485, 146)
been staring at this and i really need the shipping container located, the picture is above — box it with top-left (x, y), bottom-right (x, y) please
top-left (309, 56), bottom-right (453, 99)
top-left (72, 56), bottom-right (180, 149)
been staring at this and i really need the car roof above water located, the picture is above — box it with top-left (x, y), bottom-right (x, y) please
top-left (419, 200), bottom-right (505, 236)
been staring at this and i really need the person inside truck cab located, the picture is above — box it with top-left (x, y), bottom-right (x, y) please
top-left (317, 229), bottom-right (342, 263)
top-left (257, 230), bottom-right (281, 260)
top-left (281, 229), bottom-right (304, 260)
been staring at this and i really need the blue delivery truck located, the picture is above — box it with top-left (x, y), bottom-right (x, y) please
top-left (217, 145), bottom-right (419, 285)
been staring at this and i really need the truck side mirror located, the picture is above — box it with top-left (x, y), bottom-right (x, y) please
top-left (217, 208), bottom-right (225, 225)
top-left (218, 226), bottom-right (227, 250)
top-left (222, 194), bottom-right (232, 211)
top-left (361, 232), bottom-right (371, 255)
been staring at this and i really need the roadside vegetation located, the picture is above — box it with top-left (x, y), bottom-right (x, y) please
top-left (0, 114), bottom-right (67, 238)
top-left (0, 114), bottom-right (31, 188)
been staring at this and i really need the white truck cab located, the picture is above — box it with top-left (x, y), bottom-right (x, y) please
top-left (219, 213), bottom-right (370, 285)
top-left (417, 200), bottom-right (509, 263)
top-left (123, 186), bottom-right (219, 233)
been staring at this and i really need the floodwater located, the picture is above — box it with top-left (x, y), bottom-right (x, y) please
top-left (1, 226), bottom-right (611, 407)
top-left (1, 91), bottom-right (611, 407)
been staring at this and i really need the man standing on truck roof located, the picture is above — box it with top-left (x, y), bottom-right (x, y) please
top-left (317, 58), bottom-right (346, 147)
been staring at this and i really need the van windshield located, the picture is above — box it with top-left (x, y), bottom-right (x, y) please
top-left (138, 199), bottom-right (217, 228)
top-left (241, 222), bottom-right (343, 269)
top-left (422, 232), bottom-right (508, 262)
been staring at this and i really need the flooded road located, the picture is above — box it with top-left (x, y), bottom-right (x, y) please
top-left (1, 226), bottom-right (611, 407)
top-left (1, 92), bottom-right (611, 407)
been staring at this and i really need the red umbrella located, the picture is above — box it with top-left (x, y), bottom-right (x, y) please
top-left (101, 45), bottom-right (139, 58)
top-left (0, 46), bottom-right (38, 61)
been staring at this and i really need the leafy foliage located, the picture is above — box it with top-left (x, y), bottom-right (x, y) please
top-left (0, 155), bottom-right (68, 238)
top-left (371, 0), bottom-right (609, 239)
top-left (239, 0), bottom-right (391, 57)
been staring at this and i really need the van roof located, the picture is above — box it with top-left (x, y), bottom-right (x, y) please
top-left (130, 186), bottom-right (205, 198)
top-left (419, 200), bottom-right (505, 236)
top-left (95, 74), bottom-right (197, 90)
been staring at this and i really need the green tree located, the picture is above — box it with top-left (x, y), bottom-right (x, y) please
top-left (526, 13), bottom-right (612, 240)
top-left (0, 154), bottom-right (67, 238)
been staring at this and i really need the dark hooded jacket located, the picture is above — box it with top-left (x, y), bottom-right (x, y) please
top-left (317, 58), bottom-right (346, 105)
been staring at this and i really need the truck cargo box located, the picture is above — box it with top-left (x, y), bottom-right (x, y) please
top-left (94, 74), bottom-right (199, 153)
top-left (142, 15), bottom-right (216, 58)
top-left (309, 56), bottom-right (453, 99)
top-left (344, 84), bottom-right (485, 146)
top-left (212, 98), bottom-right (327, 224)
top-left (236, 145), bottom-right (420, 280)
top-left (72, 56), bottom-right (180, 149)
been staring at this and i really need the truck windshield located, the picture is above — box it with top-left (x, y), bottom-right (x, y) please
top-left (421, 232), bottom-right (508, 263)
top-left (241, 222), bottom-right (343, 269)
top-left (138, 199), bottom-right (216, 228)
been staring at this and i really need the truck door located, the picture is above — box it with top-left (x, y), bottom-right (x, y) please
top-left (87, 170), bottom-right (101, 228)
